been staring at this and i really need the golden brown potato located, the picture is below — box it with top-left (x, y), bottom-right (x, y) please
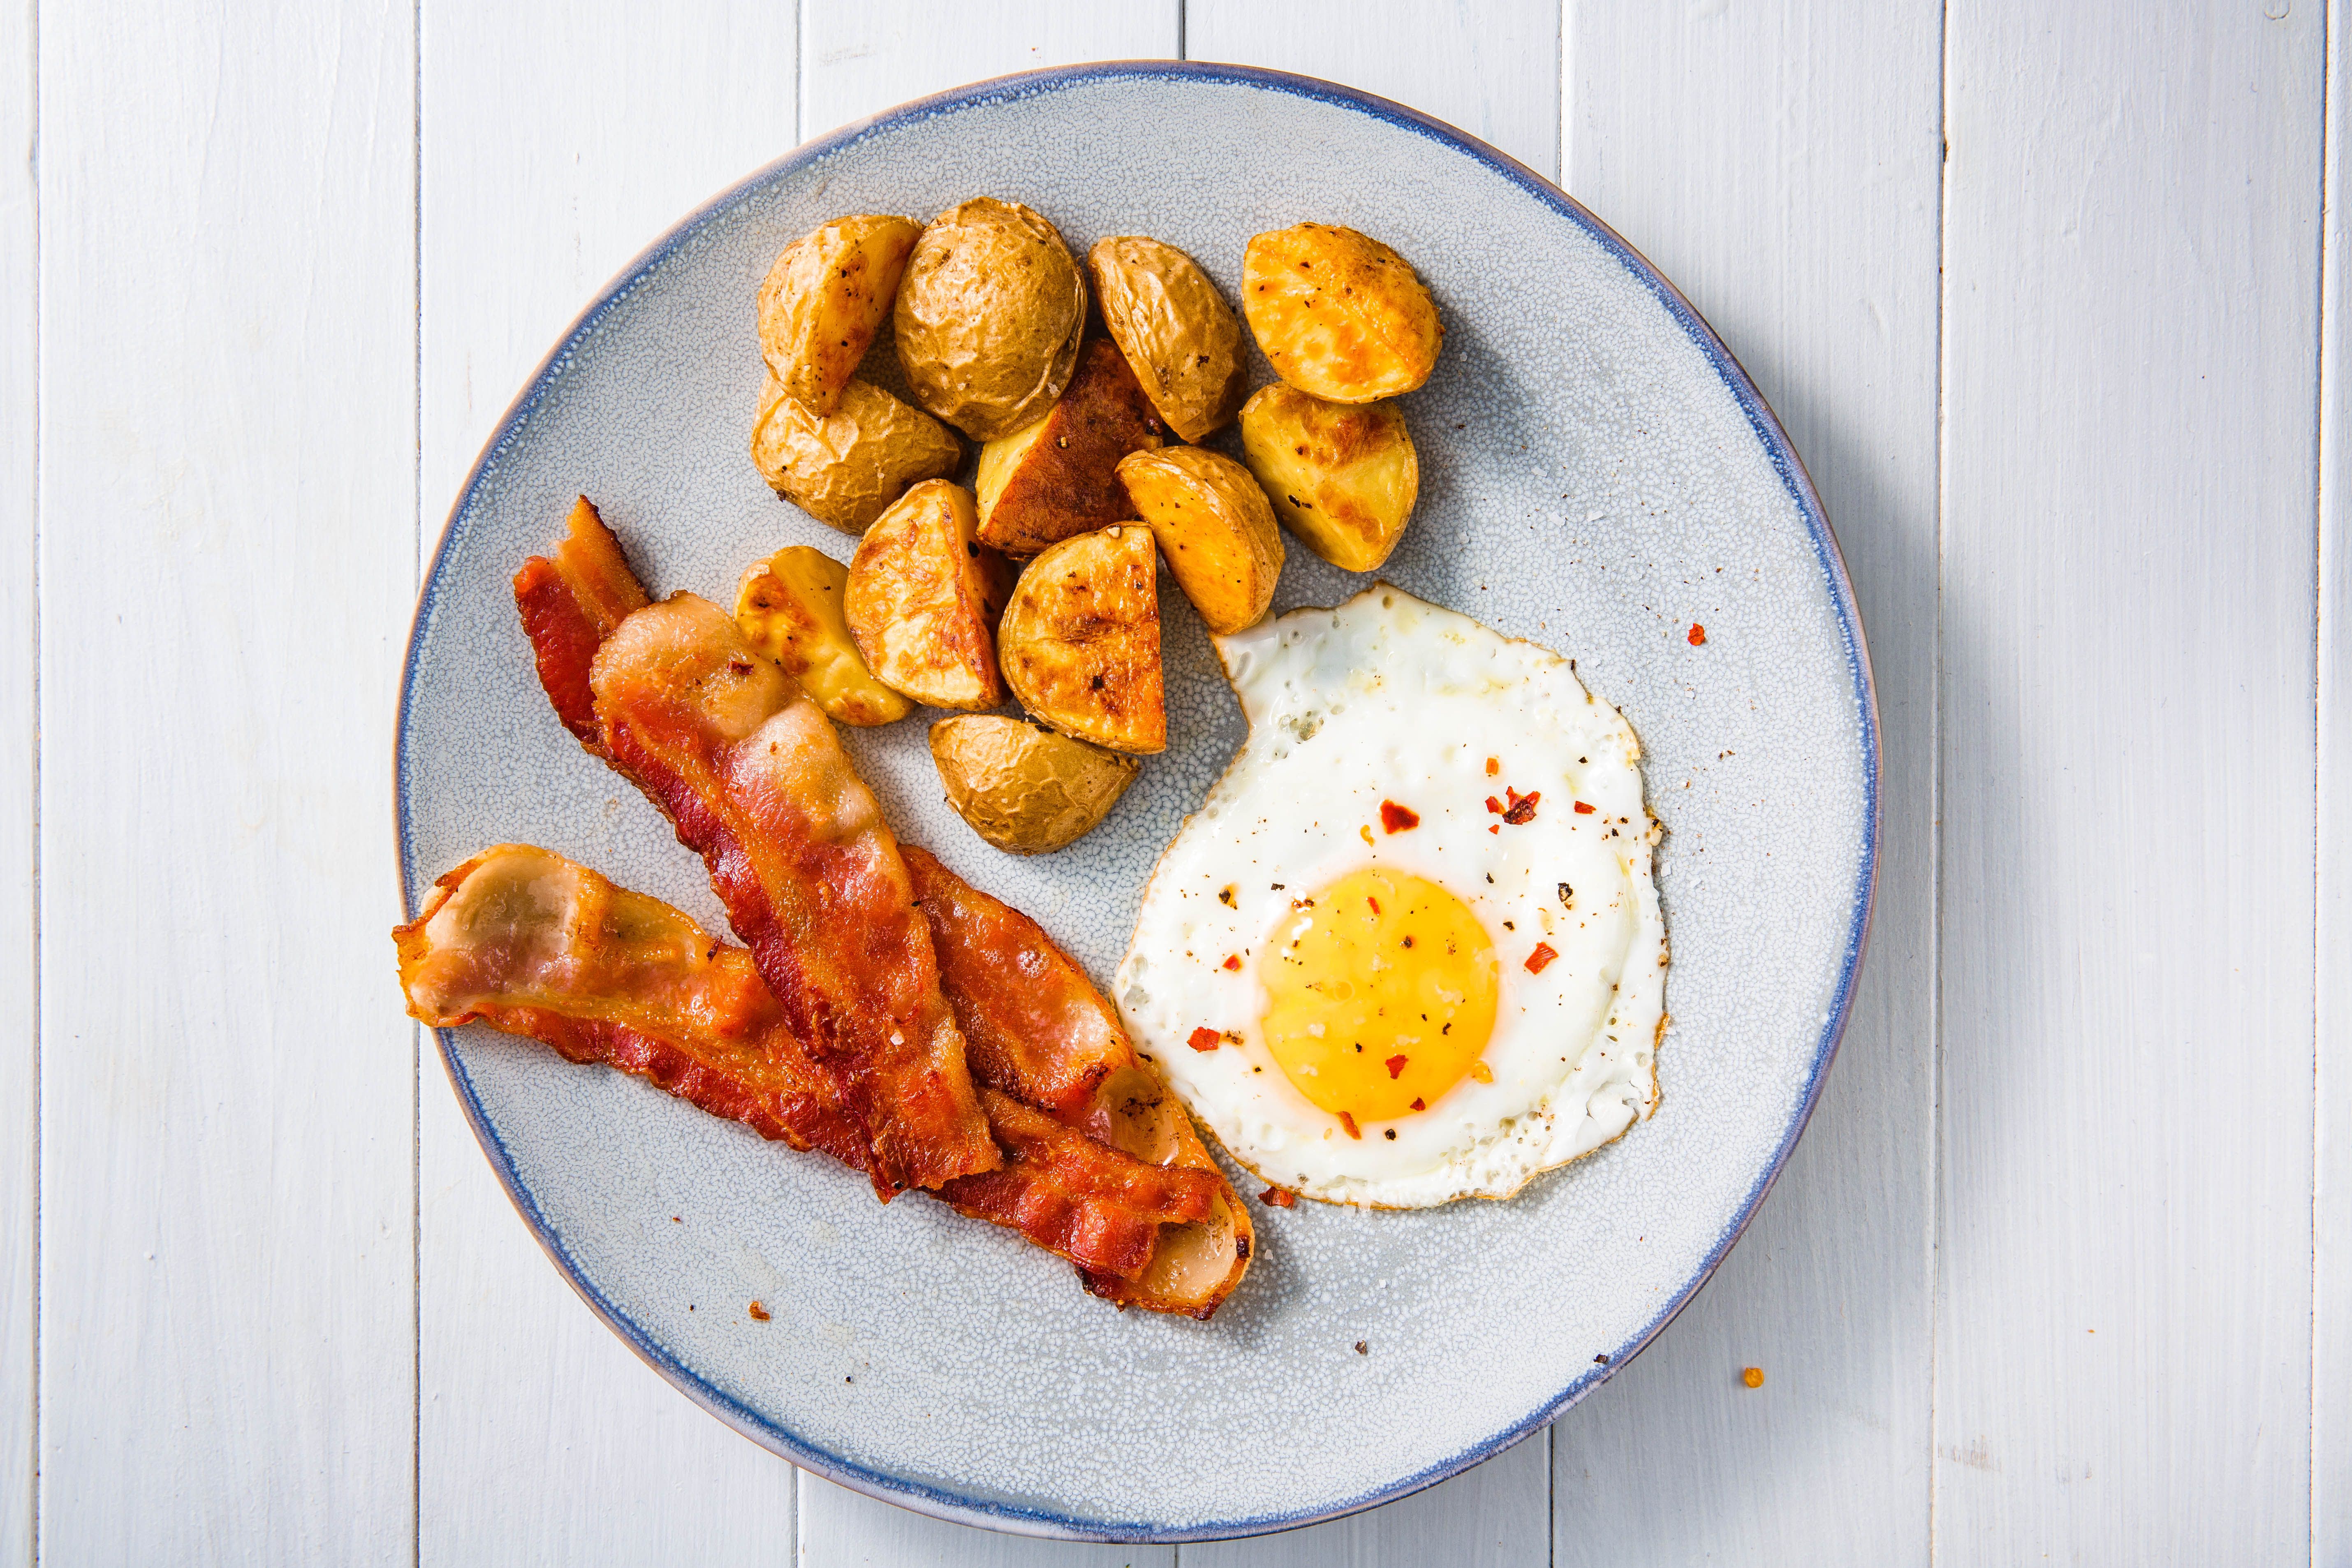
top-left (929, 714), bottom-right (1141, 853)
top-left (734, 546), bottom-right (912, 727)
top-left (845, 481), bottom-right (1014, 711)
top-left (893, 197), bottom-right (1087, 441)
top-left (1241, 222), bottom-right (1443, 403)
top-left (998, 526), bottom-right (1165, 754)
top-left (1238, 383), bottom-right (1420, 572)
top-left (975, 338), bottom-right (1167, 555)
top-left (750, 374), bottom-right (962, 533)
top-left (1114, 446), bottom-right (1283, 635)
top-left (756, 214), bottom-right (923, 416)
top-left (1087, 235), bottom-right (1248, 441)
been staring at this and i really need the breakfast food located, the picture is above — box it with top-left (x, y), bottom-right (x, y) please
top-left (930, 715), bottom-right (1140, 854)
top-left (845, 480), bottom-right (1012, 711)
top-left (894, 197), bottom-right (1088, 440)
top-left (1238, 383), bottom-right (1419, 572)
top-left (1115, 446), bottom-right (1283, 635)
top-left (735, 546), bottom-right (911, 726)
top-left (1242, 222), bottom-right (1443, 403)
top-left (997, 526), bottom-right (1166, 754)
top-left (756, 214), bottom-right (924, 416)
top-left (1087, 235), bottom-right (1249, 440)
top-left (974, 338), bottom-right (1167, 555)
top-left (1116, 586), bottom-right (1665, 1207)
top-left (750, 375), bottom-right (963, 533)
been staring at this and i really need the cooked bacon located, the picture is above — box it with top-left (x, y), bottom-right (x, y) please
top-left (512, 498), bottom-right (649, 759)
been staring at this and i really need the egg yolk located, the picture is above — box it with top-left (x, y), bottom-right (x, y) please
top-left (1258, 869), bottom-right (1499, 1123)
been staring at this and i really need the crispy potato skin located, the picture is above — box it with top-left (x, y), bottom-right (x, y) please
top-left (894, 197), bottom-right (1088, 441)
top-left (734, 547), bottom-right (912, 727)
top-left (998, 526), bottom-right (1166, 754)
top-left (929, 714), bottom-right (1141, 853)
top-left (1087, 236), bottom-right (1248, 441)
top-left (845, 481), bottom-right (1014, 711)
top-left (756, 214), bottom-right (923, 417)
top-left (1242, 222), bottom-right (1443, 403)
top-left (975, 338), bottom-right (1167, 555)
top-left (750, 375), bottom-right (963, 533)
top-left (1238, 383), bottom-right (1420, 572)
top-left (1114, 446), bottom-right (1284, 635)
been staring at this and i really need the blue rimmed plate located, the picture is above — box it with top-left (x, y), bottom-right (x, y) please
top-left (396, 61), bottom-right (1877, 1543)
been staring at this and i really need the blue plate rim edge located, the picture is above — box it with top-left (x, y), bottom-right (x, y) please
top-left (391, 57), bottom-right (1885, 1545)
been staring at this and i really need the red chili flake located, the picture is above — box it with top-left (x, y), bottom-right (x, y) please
top-left (1573, 801), bottom-right (1596, 815)
top-left (747, 1301), bottom-right (771, 1322)
top-left (1525, 942), bottom-right (1560, 975)
top-left (1489, 824), bottom-right (1501, 835)
top-left (1222, 954), bottom-right (1242, 971)
top-left (1502, 787), bottom-right (1539, 825)
top-left (1337, 1110), bottom-right (1362, 1140)
top-left (1688, 623), bottom-right (1707, 646)
top-left (1410, 1097), bottom-right (1426, 1111)
top-left (1380, 799), bottom-right (1420, 833)
top-left (1187, 1026), bottom-right (1222, 1052)
top-left (1259, 1186), bottom-right (1297, 1207)
top-left (1486, 756), bottom-right (1500, 776)
top-left (1366, 895), bottom-right (1382, 915)
top-left (1384, 1054), bottom-right (1409, 1079)
top-left (1485, 795), bottom-right (1505, 815)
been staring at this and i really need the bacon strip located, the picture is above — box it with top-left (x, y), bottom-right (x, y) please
top-left (512, 498), bottom-right (649, 758)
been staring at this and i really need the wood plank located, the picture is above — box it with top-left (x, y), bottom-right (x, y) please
top-left (414, 3), bottom-right (804, 1561)
top-left (1937, 5), bottom-right (2320, 1559)
top-left (1549, 3), bottom-right (1943, 1562)
top-left (0, 0), bottom-right (32, 1556)
top-left (1186, 0), bottom-right (1560, 180)
top-left (34, 0), bottom-right (417, 1559)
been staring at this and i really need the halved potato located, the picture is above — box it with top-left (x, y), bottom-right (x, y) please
top-left (894, 197), bottom-right (1088, 441)
top-left (734, 546), bottom-right (911, 727)
top-left (975, 338), bottom-right (1167, 555)
top-left (998, 526), bottom-right (1165, 754)
top-left (1087, 235), bottom-right (1248, 441)
top-left (750, 374), bottom-right (962, 533)
top-left (1238, 383), bottom-right (1420, 572)
top-left (1241, 222), bottom-right (1443, 403)
top-left (845, 480), bottom-right (1014, 711)
top-left (756, 214), bottom-right (924, 416)
top-left (929, 714), bottom-right (1141, 853)
top-left (1114, 446), bottom-right (1283, 635)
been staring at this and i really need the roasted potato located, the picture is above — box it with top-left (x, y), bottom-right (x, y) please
top-left (929, 714), bottom-right (1141, 853)
top-left (1087, 235), bottom-right (1248, 441)
top-left (975, 338), bottom-right (1167, 555)
top-left (1114, 446), bottom-right (1283, 635)
top-left (750, 374), bottom-right (962, 533)
top-left (756, 214), bottom-right (923, 416)
top-left (734, 546), bottom-right (912, 727)
top-left (1241, 222), bottom-right (1443, 403)
top-left (998, 526), bottom-right (1165, 754)
top-left (845, 480), bottom-right (1014, 711)
top-left (894, 197), bottom-right (1087, 441)
top-left (1238, 383), bottom-right (1420, 572)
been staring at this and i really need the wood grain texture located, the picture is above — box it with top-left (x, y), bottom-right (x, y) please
top-left (1549, 4), bottom-right (1943, 1561)
top-left (415, 3), bottom-right (804, 1561)
top-left (1938, 5), bottom-right (2320, 1559)
top-left (799, 1475), bottom-right (1173, 1567)
top-left (0, 0), bottom-right (31, 1557)
top-left (34, 0), bottom-right (419, 1559)
top-left (2316, 1), bottom-right (2348, 1558)
top-left (1186, 0), bottom-right (1559, 182)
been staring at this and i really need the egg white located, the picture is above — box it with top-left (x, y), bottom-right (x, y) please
top-left (1115, 586), bottom-right (1667, 1207)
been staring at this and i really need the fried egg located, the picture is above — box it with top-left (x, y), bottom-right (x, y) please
top-left (1115, 586), bottom-right (1666, 1207)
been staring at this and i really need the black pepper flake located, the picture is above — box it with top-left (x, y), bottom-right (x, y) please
top-left (1355, 1341), bottom-right (1369, 1355)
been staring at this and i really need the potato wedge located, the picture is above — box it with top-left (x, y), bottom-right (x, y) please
top-left (929, 714), bottom-right (1141, 853)
top-left (1114, 446), bottom-right (1283, 635)
top-left (998, 526), bottom-right (1165, 754)
top-left (845, 481), bottom-right (1014, 711)
top-left (894, 197), bottom-right (1088, 441)
top-left (1238, 383), bottom-right (1420, 572)
top-left (975, 338), bottom-right (1167, 555)
top-left (1087, 235), bottom-right (1248, 441)
top-left (734, 546), bottom-right (912, 727)
top-left (756, 214), bottom-right (923, 416)
top-left (1241, 222), bottom-right (1443, 403)
top-left (750, 374), bottom-right (962, 534)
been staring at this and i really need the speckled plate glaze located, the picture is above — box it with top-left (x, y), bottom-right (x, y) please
top-left (396, 63), bottom-right (1877, 1543)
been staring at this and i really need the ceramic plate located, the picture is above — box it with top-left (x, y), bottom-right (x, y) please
top-left (397, 62), bottom-right (1877, 1542)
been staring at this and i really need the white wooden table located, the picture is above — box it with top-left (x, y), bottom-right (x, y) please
top-left (5, 0), bottom-right (2341, 1561)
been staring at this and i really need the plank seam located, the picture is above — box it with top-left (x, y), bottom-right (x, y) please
top-left (409, 0), bottom-right (424, 1557)
top-left (23, 0), bottom-right (37, 1555)
top-left (1927, 0), bottom-right (1952, 1560)
top-left (2314, 2), bottom-right (2340, 1561)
